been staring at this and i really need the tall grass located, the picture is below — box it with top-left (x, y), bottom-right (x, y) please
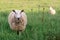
top-left (0, 9), bottom-right (60, 40)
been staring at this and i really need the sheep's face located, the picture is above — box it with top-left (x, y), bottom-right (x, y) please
top-left (12, 10), bottom-right (24, 20)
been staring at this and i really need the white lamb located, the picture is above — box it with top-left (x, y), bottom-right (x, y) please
top-left (8, 10), bottom-right (27, 35)
top-left (49, 6), bottom-right (56, 15)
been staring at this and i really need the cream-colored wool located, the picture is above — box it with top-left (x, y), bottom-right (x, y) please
top-left (49, 6), bottom-right (56, 15)
top-left (8, 10), bottom-right (27, 31)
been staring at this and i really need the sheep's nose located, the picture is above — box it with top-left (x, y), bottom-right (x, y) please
top-left (18, 18), bottom-right (19, 20)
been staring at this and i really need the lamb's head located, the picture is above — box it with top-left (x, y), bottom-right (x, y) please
top-left (12, 10), bottom-right (24, 20)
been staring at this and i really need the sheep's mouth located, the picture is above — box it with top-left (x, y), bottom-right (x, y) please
top-left (17, 22), bottom-right (19, 24)
top-left (18, 18), bottom-right (19, 20)
top-left (15, 21), bottom-right (20, 24)
top-left (17, 22), bottom-right (20, 24)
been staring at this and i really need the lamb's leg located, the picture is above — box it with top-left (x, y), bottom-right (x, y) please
top-left (17, 30), bottom-right (19, 35)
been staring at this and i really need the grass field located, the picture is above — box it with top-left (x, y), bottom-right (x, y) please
top-left (0, 0), bottom-right (60, 40)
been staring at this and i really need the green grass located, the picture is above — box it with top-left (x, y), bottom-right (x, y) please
top-left (0, 10), bottom-right (60, 40)
top-left (0, 0), bottom-right (60, 40)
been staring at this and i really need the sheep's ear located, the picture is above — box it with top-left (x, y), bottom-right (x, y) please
top-left (12, 10), bottom-right (15, 12)
top-left (21, 10), bottom-right (24, 12)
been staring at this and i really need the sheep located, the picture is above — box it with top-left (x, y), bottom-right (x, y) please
top-left (49, 6), bottom-right (56, 15)
top-left (8, 10), bottom-right (27, 35)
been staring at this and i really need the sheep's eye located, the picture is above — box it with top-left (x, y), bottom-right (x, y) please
top-left (15, 12), bottom-right (17, 14)
top-left (14, 12), bottom-right (16, 14)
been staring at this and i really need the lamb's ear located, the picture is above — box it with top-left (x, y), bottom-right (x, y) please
top-left (21, 10), bottom-right (24, 12)
top-left (12, 10), bottom-right (15, 12)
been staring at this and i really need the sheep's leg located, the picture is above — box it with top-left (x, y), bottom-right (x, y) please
top-left (17, 30), bottom-right (19, 35)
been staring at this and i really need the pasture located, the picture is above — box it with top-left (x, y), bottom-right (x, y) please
top-left (0, 0), bottom-right (60, 40)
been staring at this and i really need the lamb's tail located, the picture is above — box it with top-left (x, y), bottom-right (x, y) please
top-left (17, 31), bottom-right (19, 35)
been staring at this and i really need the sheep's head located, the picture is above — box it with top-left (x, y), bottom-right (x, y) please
top-left (12, 10), bottom-right (24, 21)
top-left (50, 6), bottom-right (53, 10)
